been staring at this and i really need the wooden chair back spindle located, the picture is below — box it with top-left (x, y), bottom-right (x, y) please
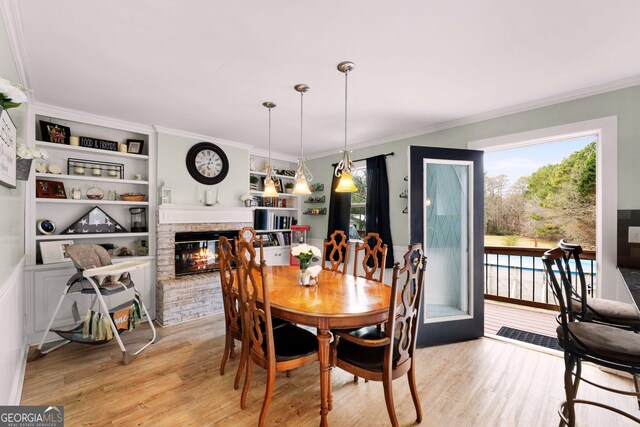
top-left (322, 230), bottom-right (350, 274)
top-left (353, 232), bottom-right (388, 282)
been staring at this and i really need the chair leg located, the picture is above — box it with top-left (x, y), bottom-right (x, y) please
top-left (259, 369), bottom-right (276, 427)
top-left (241, 358), bottom-right (253, 409)
top-left (561, 354), bottom-right (577, 427)
top-left (407, 363), bottom-right (422, 423)
top-left (382, 372), bottom-right (399, 427)
top-left (220, 331), bottom-right (233, 376)
top-left (234, 340), bottom-right (248, 390)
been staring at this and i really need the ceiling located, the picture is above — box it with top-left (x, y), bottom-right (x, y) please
top-left (11, 0), bottom-right (640, 156)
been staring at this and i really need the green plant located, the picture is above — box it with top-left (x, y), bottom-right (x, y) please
top-left (250, 176), bottom-right (259, 184)
top-left (284, 182), bottom-right (294, 189)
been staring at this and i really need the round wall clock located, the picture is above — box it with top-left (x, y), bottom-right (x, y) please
top-left (185, 142), bottom-right (230, 185)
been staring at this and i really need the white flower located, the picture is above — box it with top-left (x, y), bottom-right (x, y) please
top-left (291, 244), bottom-right (321, 257)
top-left (0, 77), bottom-right (28, 103)
top-left (16, 144), bottom-right (49, 160)
top-left (305, 265), bottom-right (322, 277)
top-left (240, 193), bottom-right (253, 201)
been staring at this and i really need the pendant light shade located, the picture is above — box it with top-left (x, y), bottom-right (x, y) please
top-left (293, 84), bottom-right (312, 195)
top-left (334, 61), bottom-right (357, 193)
top-left (262, 101), bottom-right (279, 198)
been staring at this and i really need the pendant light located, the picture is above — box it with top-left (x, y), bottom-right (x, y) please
top-left (334, 61), bottom-right (358, 193)
top-left (292, 84), bottom-right (312, 195)
top-left (262, 102), bottom-right (279, 198)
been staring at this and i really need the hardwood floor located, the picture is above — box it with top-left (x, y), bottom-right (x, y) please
top-left (22, 314), bottom-right (638, 426)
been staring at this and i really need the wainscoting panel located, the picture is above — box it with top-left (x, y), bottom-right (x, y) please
top-left (0, 257), bottom-right (27, 404)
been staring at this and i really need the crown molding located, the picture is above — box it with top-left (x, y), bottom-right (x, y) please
top-left (153, 125), bottom-right (253, 150)
top-left (308, 74), bottom-right (640, 160)
top-left (31, 102), bottom-right (155, 134)
top-left (0, 0), bottom-right (33, 101)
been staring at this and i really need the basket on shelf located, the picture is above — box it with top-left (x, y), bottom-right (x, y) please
top-left (120, 193), bottom-right (146, 201)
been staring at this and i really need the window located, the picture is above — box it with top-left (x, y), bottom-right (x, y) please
top-left (349, 162), bottom-right (366, 241)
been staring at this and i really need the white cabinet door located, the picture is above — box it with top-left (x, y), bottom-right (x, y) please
top-left (264, 247), bottom-right (290, 266)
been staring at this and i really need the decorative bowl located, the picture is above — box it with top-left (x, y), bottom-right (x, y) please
top-left (120, 193), bottom-right (146, 201)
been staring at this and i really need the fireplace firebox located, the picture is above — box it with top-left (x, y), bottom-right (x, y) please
top-left (175, 230), bottom-right (238, 276)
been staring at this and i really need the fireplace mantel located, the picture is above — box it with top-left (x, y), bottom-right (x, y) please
top-left (158, 205), bottom-right (253, 224)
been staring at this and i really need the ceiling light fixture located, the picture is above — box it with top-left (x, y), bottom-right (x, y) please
top-left (262, 101), bottom-right (279, 198)
top-left (292, 84), bottom-right (312, 195)
top-left (334, 61), bottom-right (358, 193)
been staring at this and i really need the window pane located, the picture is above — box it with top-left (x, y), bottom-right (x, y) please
top-left (349, 164), bottom-right (367, 240)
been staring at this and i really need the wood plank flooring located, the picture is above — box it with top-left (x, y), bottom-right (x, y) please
top-left (21, 314), bottom-right (639, 426)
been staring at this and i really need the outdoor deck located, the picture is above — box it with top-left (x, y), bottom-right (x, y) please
top-left (485, 299), bottom-right (558, 338)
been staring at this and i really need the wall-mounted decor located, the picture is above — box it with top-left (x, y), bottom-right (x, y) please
top-left (0, 108), bottom-right (17, 188)
top-left (62, 206), bottom-right (128, 234)
top-left (78, 136), bottom-right (118, 152)
top-left (36, 179), bottom-right (67, 199)
top-left (126, 139), bottom-right (145, 154)
top-left (40, 240), bottom-right (74, 264)
top-left (39, 120), bottom-right (70, 145)
top-left (185, 142), bottom-right (229, 185)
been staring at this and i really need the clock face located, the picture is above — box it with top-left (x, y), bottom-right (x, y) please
top-left (186, 142), bottom-right (229, 185)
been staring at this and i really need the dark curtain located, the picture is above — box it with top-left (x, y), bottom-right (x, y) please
top-left (326, 171), bottom-right (351, 260)
top-left (366, 155), bottom-right (395, 268)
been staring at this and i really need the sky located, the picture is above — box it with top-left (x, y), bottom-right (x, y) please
top-left (484, 135), bottom-right (595, 186)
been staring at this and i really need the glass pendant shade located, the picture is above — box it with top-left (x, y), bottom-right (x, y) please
top-left (335, 170), bottom-right (358, 193)
top-left (263, 175), bottom-right (279, 197)
top-left (292, 174), bottom-right (311, 195)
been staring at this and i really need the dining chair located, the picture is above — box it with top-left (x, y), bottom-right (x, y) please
top-left (557, 240), bottom-right (640, 332)
top-left (332, 243), bottom-right (426, 427)
top-left (235, 240), bottom-right (318, 426)
top-left (353, 232), bottom-right (388, 283)
top-left (322, 230), bottom-right (350, 274)
top-left (237, 226), bottom-right (265, 262)
top-left (542, 247), bottom-right (640, 426)
top-left (218, 236), bottom-right (246, 390)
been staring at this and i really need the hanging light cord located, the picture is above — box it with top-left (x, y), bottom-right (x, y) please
top-left (300, 90), bottom-right (304, 159)
top-left (344, 69), bottom-right (348, 153)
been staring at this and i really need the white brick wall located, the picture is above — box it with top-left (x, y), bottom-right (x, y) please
top-left (155, 219), bottom-right (250, 326)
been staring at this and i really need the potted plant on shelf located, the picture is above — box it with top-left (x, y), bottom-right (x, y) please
top-left (240, 193), bottom-right (254, 207)
top-left (16, 144), bottom-right (48, 181)
top-left (284, 182), bottom-right (294, 194)
top-left (98, 243), bottom-right (119, 256)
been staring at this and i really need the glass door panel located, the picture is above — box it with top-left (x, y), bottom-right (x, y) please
top-left (424, 160), bottom-right (472, 322)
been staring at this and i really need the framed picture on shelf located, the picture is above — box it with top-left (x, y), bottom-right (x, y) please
top-left (39, 120), bottom-right (71, 145)
top-left (126, 139), bottom-right (145, 154)
top-left (40, 240), bottom-right (74, 264)
top-left (0, 108), bottom-right (17, 188)
top-left (35, 179), bottom-right (67, 199)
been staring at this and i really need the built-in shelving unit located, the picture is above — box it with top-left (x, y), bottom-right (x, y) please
top-left (24, 106), bottom-right (158, 343)
top-left (248, 153), bottom-right (302, 266)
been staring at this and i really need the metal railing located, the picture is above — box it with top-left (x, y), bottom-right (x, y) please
top-left (484, 246), bottom-right (596, 310)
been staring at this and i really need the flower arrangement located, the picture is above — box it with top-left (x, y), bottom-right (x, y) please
top-left (240, 193), bottom-right (253, 201)
top-left (17, 144), bottom-right (49, 160)
top-left (291, 244), bottom-right (321, 269)
top-left (0, 77), bottom-right (28, 110)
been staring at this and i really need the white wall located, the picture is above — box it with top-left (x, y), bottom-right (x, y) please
top-left (156, 132), bottom-right (249, 206)
top-left (0, 10), bottom-right (28, 405)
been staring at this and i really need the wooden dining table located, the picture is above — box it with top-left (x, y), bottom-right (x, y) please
top-left (259, 265), bottom-right (392, 427)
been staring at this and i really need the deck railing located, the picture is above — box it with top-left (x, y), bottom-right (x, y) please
top-left (483, 246), bottom-right (596, 310)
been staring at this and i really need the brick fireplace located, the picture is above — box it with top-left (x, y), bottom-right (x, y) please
top-left (156, 206), bottom-right (252, 326)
